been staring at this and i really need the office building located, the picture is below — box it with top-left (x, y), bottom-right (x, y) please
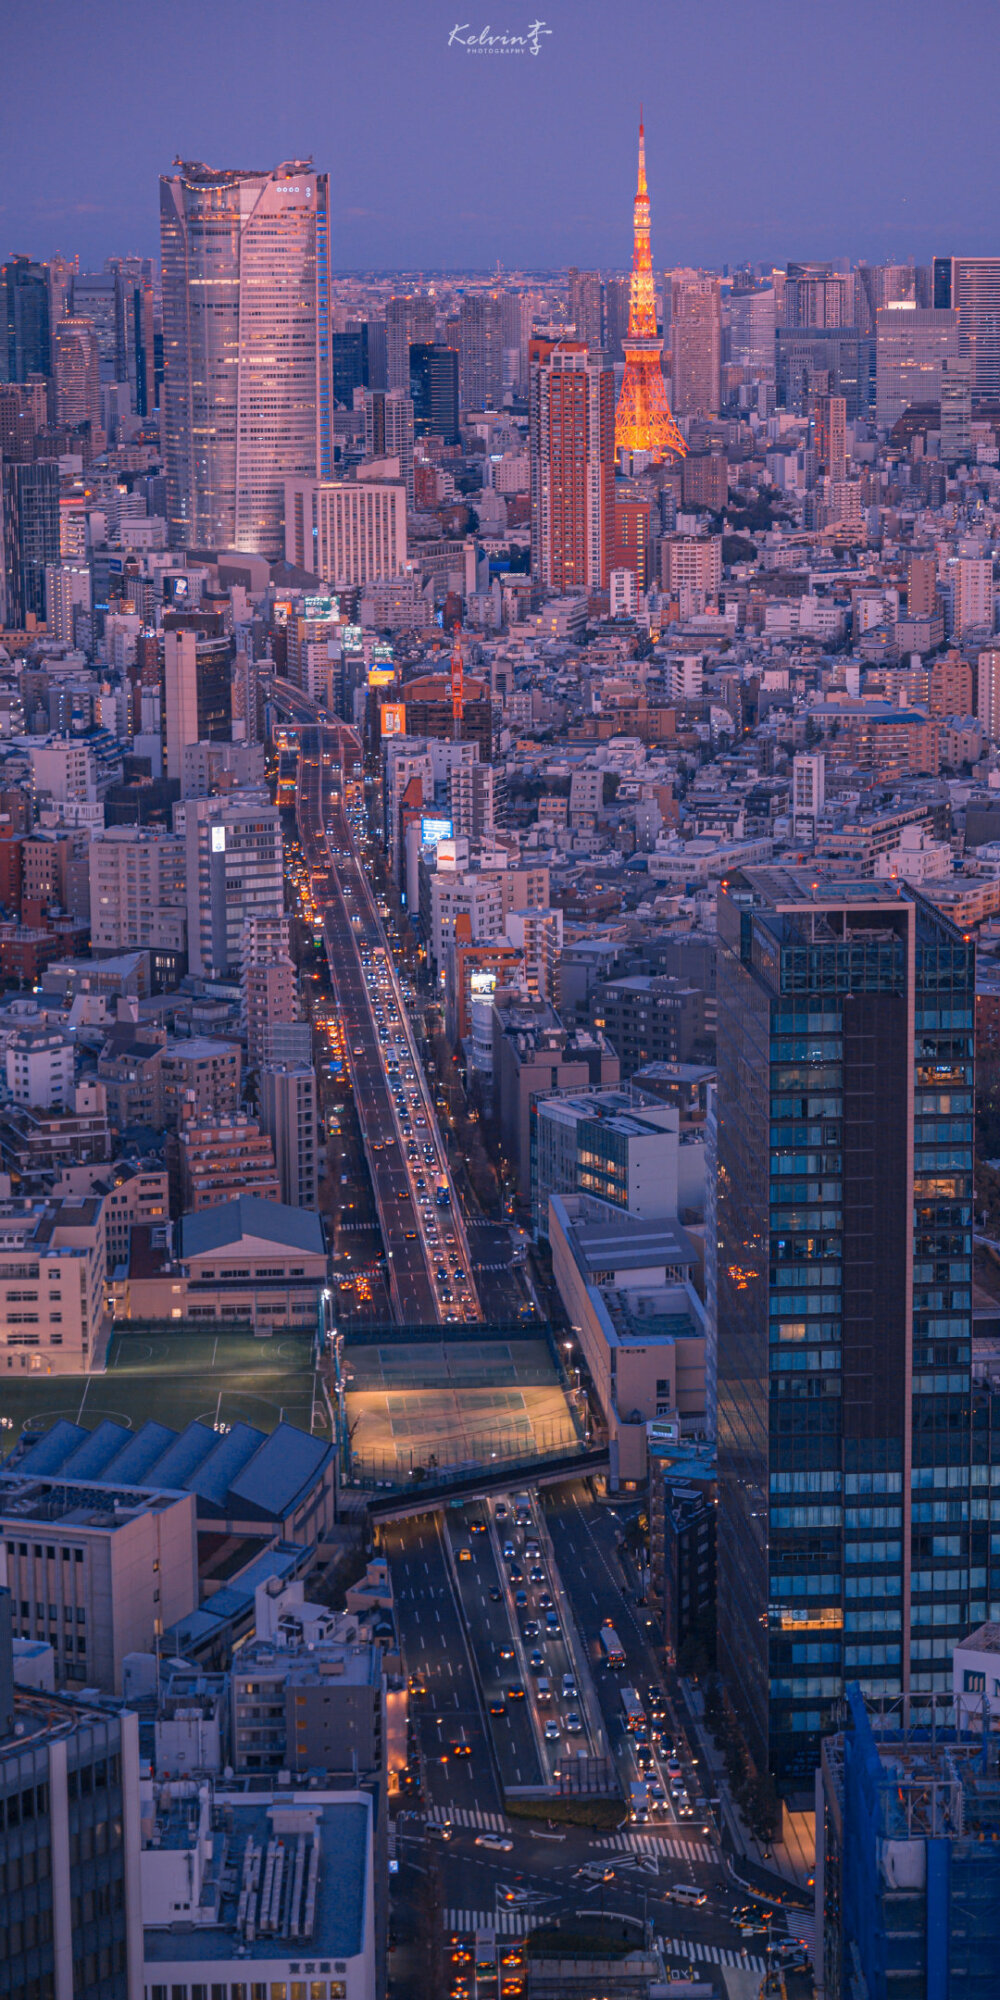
top-left (71, 269), bottom-right (124, 382)
top-left (141, 1782), bottom-right (377, 2000)
top-left (604, 275), bottom-right (630, 364)
top-left (385, 292), bottom-right (436, 392)
top-left (360, 386), bottom-right (414, 502)
top-left (184, 795), bottom-right (283, 981)
top-left (670, 274), bottom-right (722, 417)
top-left (260, 1063), bottom-right (319, 1211)
top-left (52, 314), bottom-right (102, 432)
top-left (549, 1192), bottom-right (706, 1483)
top-left (715, 870), bottom-right (975, 1787)
top-left (533, 1089), bottom-right (680, 1237)
top-left (590, 974), bottom-right (706, 1077)
top-left (492, 998), bottom-right (620, 1192)
top-left (284, 475), bottom-right (407, 588)
top-left (875, 304), bottom-right (960, 430)
top-left (728, 280), bottom-right (776, 372)
top-left (1, 458), bottom-right (60, 626)
top-left (0, 1632), bottom-right (144, 2000)
top-left (409, 341), bottom-right (460, 443)
top-left (89, 826), bottom-right (187, 956)
top-left (940, 355), bottom-right (973, 460)
top-left (163, 629), bottom-right (232, 779)
top-left (2, 255), bottom-right (51, 380)
top-left (457, 291), bottom-right (503, 411)
top-left (530, 337), bottom-right (615, 591)
top-left (0, 1471), bottom-right (198, 1689)
top-left (933, 254), bottom-right (1000, 402)
top-left (783, 261), bottom-right (852, 327)
top-left (952, 553), bottom-right (993, 638)
top-left (160, 159), bottom-right (332, 555)
top-left (776, 326), bottom-right (873, 419)
top-left (568, 268), bottom-right (604, 353)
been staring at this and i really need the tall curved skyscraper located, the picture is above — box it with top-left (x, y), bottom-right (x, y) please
top-left (159, 159), bottom-right (332, 559)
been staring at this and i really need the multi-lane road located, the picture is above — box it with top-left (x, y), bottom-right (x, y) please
top-left (291, 710), bottom-right (481, 1325)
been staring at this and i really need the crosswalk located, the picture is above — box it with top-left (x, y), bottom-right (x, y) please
top-left (445, 1908), bottom-right (533, 1936)
top-left (592, 1831), bottom-right (717, 1863)
top-left (438, 1803), bottom-right (512, 1832)
top-left (661, 1937), bottom-right (766, 1974)
top-left (785, 1911), bottom-right (817, 1954)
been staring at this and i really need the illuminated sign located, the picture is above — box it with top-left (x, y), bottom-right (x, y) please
top-left (368, 668), bottom-right (397, 687)
top-left (421, 815), bottom-right (453, 847)
top-left (211, 826), bottom-right (226, 853)
top-left (342, 624), bottom-right (364, 650)
top-left (469, 970), bottom-right (497, 998)
top-left (372, 640), bottom-right (394, 663)
top-left (304, 594), bottom-right (337, 619)
top-left (381, 703), bottom-right (406, 737)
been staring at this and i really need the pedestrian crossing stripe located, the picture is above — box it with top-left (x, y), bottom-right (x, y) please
top-left (591, 1832), bottom-right (716, 1863)
top-left (438, 1803), bottom-right (512, 1832)
top-left (661, 1937), bottom-right (766, 1973)
top-left (442, 1918), bottom-right (767, 1969)
top-left (445, 1908), bottom-right (532, 1936)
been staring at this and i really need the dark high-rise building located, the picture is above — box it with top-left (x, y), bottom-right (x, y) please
top-left (715, 870), bottom-right (975, 1788)
top-left (1, 458), bottom-right (60, 625)
top-left (783, 261), bottom-right (852, 328)
top-left (409, 341), bottom-right (459, 444)
top-left (53, 317), bottom-right (102, 433)
top-left (333, 322), bottom-right (370, 406)
top-left (386, 294), bottom-right (436, 392)
top-left (933, 256), bottom-right (1000, 404)
top-left (0, 1593), bottom-right (143, 2000)
top-left (458, 292), bottom-right (503, 411)
top-left (568, 268), bottom-right (604, 353)
top-left (2, 255), bottom-right (51, 382)
top-left (604, 275), bottom-right (630, 365)
top-left (71, 270), bottom-right (125, 383)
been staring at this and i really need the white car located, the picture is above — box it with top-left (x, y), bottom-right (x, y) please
top-left (544, 1719), bottom-right (561, 1742)
top-left (475, 1833), bottom-right (513, 1852)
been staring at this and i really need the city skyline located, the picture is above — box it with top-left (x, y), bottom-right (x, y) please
top-left (2, 0), bottom-right (999, 271)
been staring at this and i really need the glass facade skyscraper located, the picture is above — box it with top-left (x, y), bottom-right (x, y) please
top-left (159, 159), bottom-right (333, 559)
top-left (715, 870), bottom-right (976, 1787)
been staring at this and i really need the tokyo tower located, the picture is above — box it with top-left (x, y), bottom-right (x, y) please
top-left (614, 117), bottom-right (686, 461)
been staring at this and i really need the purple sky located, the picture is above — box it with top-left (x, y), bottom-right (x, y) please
top-left (2, 0), bottom-right (997, 273)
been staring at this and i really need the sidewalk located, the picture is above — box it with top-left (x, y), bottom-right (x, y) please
top-left (680, 1681), bottom-right (814, 1904)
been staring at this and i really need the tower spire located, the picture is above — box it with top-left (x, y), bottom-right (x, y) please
top-left (614, 114), bottom-right (686, 462)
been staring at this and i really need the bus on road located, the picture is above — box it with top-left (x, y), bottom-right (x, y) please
top-left (620, 1685), bottom-right (645, 1732)
top-left (599, 1623), bottom-right (626, 1668)
top-left (474, 1924), bottom-right (498, 1996)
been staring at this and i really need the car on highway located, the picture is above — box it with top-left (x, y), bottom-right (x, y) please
top-left (488, 1586), bottom-right (502, 1602)
top-left (508, 1564), bottom-right (523, 1582)
top-left (561, 1675), bottom-right (578, 1698)
top-left (469, 1519), bottom-right (486, 1535)
top-left (450, 1741), bottom-right (472, 1757)
top-left (538, 1591), bottom-right (553, 1610)
top-left (426, 1818), bottom-right (453, 1840)
top-left (528, 1567), bottom-right (545, 1584)
top-left (514, 1589), bottom-right (528, 1608)
top-left (507, 1683), bottom-right (525, 1701)
top-left (522, 1620), bottom-right (539, 1640)
top-left (475, 1834), bottom-right (513, 1852)
top-left (457, 1547), bottom-right (472, 1562)
top-left (543, 1719), bottom-right (561, 1742)
top-left (499, 1646), bottom-right (515, 1663)
top-left (565, 1710), bottom-right (583, 1733)
top-left (495, 1502), bottom-right (509, 1521)
top-left (528, 1649), bottom-right (545, 1671)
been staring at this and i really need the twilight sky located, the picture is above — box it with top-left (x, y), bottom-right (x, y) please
top-left (2, 0), bottom-right (998, 273)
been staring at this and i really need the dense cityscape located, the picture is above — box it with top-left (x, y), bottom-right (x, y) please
top-left (3, 17), bottom-right (1000, 1998)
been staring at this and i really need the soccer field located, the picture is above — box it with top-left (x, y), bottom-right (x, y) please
top-left (0, 1326), bottom-right (328, 1457)
top-left (343, 1336), bottom-right (579, 1479)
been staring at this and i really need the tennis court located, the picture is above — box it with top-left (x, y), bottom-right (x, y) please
top-left (0, 1326), bottom-right (327, 1456)
top-left (343, 1336), bottom-right (579, 1477)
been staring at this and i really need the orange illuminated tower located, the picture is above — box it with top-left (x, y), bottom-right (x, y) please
top-left (614, 117), bottom-right (686, 461)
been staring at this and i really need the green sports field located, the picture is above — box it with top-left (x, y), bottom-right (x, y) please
top-left (0, 1326), bottom-right (329, 1458)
